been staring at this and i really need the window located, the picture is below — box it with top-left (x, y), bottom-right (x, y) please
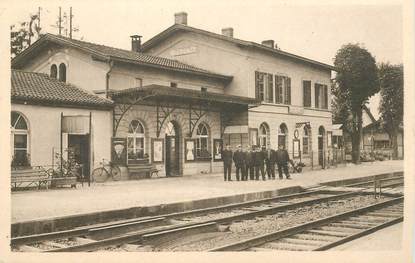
top-left (135, 78), bottom-right (143, 88)
top-left (50, 64), bottom-right (57, 79)
top-left (170, 82), bottom-right (178, 88)
top-left (315, 83), bottom-right (328, 109)
top-left (255, 72), bottom-right (273, 103)
top-left (275, 75), bottom-right (291, 105)
top-left (11, 112), bottom-right (30, 167)
top-left (302, 126), bottom-right (310, 155)
top-left (303, 80), bottom-right (312, 107)
top-left (201, 87), bottom-right (207, 93)
top-left (127, 120), bottom-right (145, 161)
top-left (196, 123), bottom-right (210, 158)
top-left (278, 123), bottom-right (288, 148)
top-left (259, 123), bottom-right (269, 147)
top-left (59, 63), bottom-right (66, 82)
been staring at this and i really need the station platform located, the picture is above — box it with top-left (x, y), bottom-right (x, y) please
top-left (11, 160), bottom-right (403, 224)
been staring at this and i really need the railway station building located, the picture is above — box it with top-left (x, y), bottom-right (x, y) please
top-left (11, 12), bottom-right (335, 180)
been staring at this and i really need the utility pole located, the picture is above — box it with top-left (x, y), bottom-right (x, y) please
top-left (38, 7), bottom-right (41, 29)
top-left (69, 7), bottom-right (72, 39)
top-left (58, 7), bottom-right (62, 35)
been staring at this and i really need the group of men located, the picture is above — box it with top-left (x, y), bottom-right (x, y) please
top-left (222, 144), bottom-right (291, 181)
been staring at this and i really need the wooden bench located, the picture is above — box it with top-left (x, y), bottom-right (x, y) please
top-left (128, 164), bottom-right (159, 179)
top-left (11, 167), bottom-right (51, 190)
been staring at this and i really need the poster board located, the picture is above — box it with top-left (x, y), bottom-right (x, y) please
top-left (111, 137), bottom-right (127, 165)
top-left (185, 138), bottom-right (196, 162)
top-left (293, 139), bottom-right (300, 158)
top-left (213, 139), bottom-right (223, 161)
top-left (151, 138), bottom-right (164, 163)
top-left (249, 128), bottom-right (258, 147)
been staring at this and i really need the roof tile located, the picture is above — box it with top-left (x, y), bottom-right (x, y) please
top-left (11, 70), bottom-right (113, 108)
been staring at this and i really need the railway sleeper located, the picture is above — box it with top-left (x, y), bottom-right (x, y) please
top-left (366, 212), bottom-right (402, 218)
top-left (328, 223), bottom-right (369, 230)
top-left (307, 229), bottom-right (349, 237)
top-left (339, 220), bottom-right (379, 227)
top-left (293, 233), bottom-right (340, 242)
top-left (262, 241), bottom-right (314, 251)
top-left (319, 226), bottom-right (361, 233)
top-left (278, 237), bottom-right (327, 246)
top-left (352, 216), bottom-right (391, 223)
top-left (17, 245), bottom-right (43, 252)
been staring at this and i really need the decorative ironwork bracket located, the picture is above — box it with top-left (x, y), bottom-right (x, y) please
top-left (156, 102), bottom-right (176, 138)
top-left (189, 103), bottom-right (207, 137)
top-left (112, 94), bottom-right (155, 137)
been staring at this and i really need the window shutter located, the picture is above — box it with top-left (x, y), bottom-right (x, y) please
top-left (323, 85), bottom-right (328, 109)
top-left (255, 71), bottom-right (260, 99)
top-left (275, 75), bottom-right (283, 103)
top-left (267, 74), bottom-right (273, 103)
top-left (303, 81), bottom-right (311, 107)
top-left (285, 77), bottom-right (291, 105)
top-left (315, 84), bottom-right (320, 108)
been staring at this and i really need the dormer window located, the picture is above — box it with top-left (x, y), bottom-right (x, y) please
top-left (50, 64), bottom-right (57, 79)
top-left (170, 82), bottom-right (177, 88)
top-left (59, 63), bottom-right (66, 82)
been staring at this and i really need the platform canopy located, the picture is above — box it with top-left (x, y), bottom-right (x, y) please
top-left (110, 84), bottom-right (260, 107)
top-left (223, 125), bottom-right (249, 134)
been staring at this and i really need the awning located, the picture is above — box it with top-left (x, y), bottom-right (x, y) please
top-left (224, 125), bottom-right (249, 134)
top-left (110, 84), bottom-right (260, 107)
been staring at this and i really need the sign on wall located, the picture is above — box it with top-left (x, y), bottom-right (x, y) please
top-left (151, 138), bottom-right (164, 163)
top-left (111, 137), bottom-right (127, 165)
top-left (185, 139), bottom-right (196, 162)
top-left (293, 139), bottom-right (300, 158)
top-left (249, 128), bottom-right (258, 146)
top-left (213, 139), bottom-right (223, 161)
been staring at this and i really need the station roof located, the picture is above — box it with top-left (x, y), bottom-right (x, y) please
top-left (11, 70), bottom-right (113, 109)
top-left (11, 34), bottom-right (233, 82)
top-left (110, 84), bottom-right (260, 107)
top-left (142, 24), bottom-right (336, 71)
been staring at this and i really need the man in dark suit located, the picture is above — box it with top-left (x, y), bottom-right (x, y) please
top-left (233, 145), bottom-right (244, 181)
top-left (276, 145), bottom-right (291, 179)
top-left (222, 144), bottom-right (233, 181)
top-left (244, 145), bottom-right (254, 180)
top-left (254, 146), bottom-right (266, 180)
top-left (265, 146), bottom-right (277, 179)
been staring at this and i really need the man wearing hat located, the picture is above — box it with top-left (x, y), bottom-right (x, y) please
top-left (244, 145), bottom-right (254, 180)
top-left (254, 146), bottom-right (266, 180)
top-left (233, 145), bottom-right (245, 181)
top-left (265, 146), bottom-right (277, 179)
top-left (222, 144), bottom-right (233, 181)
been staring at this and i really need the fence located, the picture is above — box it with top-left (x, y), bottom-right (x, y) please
top-left (286, 147), bottom-right (347, 170)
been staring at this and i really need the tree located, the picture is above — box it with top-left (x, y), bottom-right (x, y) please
top-left (378, 63), bottom-right (403, 159)
top-left (333, 44), bottom-right (379, 163)
top-left (10, 14), bottom-right (41, 58)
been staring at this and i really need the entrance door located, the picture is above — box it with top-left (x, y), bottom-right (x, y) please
top-left (165, 122), bottom-right (180, 176)
top-left (68, 134), bottom-right (90, 180)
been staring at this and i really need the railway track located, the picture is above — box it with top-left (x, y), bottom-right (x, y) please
top-left (11, 174), bottom-right (404, 252)
top-left (208, 196), bottom-right (403, 251)
top-left (12, 190), bottom-right (364, 252)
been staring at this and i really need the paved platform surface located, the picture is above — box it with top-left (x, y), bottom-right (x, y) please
top-left (11, 160), bottom-right (403, 223)
top-left (332, 222), bottom-right (403, 250)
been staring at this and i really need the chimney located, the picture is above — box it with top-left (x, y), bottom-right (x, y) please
top-left (221, 27), bottom-right (234, 38)
top-left (174, 12), bottom-right (188, 25)
top-left (261, 40), bottom-right (274, 49)
top-left (130, 35), bottom-right (142, 52)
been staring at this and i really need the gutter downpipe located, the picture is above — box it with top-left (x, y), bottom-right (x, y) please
top-left (105, 60), bottom-right (114, 99)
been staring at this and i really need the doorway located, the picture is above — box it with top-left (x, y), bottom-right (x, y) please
top-left (68, 134), bottom-right (90, 181)
top-left (165, 122), bottom-right (180, 176)
top-left (318, 126), bottom-right (325, 168)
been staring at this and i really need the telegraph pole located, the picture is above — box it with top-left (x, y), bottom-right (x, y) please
top-left (38, 7), bottom-right (41, 29)
top-left (69, 7), bottom-right (73, 39)
top-left (58, 7), bottom-right (62, 35)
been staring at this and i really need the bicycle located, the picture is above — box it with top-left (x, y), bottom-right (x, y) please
top-left (91, 159), bottom-right (122, 183)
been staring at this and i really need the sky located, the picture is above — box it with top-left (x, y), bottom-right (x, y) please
top-left (4, 0), bottom-right (404, 118)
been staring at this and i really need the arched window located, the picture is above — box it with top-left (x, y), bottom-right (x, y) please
top-left (259, 122), bottom-right (269, 148)
top-left (11, 111), bottom-right (30, 167)
top-left (59, 63), bottom-right (66, 82)
top-left (303, 125), bottom-right (310, 155)
top-left (196, 123), bottom-right (210, 158)
top-left (278, 123), bottom-right (288, 148)
top-left (50, 64), bottom-right (57, 79)
top-left (127, 120), bottom-right (145, 162)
